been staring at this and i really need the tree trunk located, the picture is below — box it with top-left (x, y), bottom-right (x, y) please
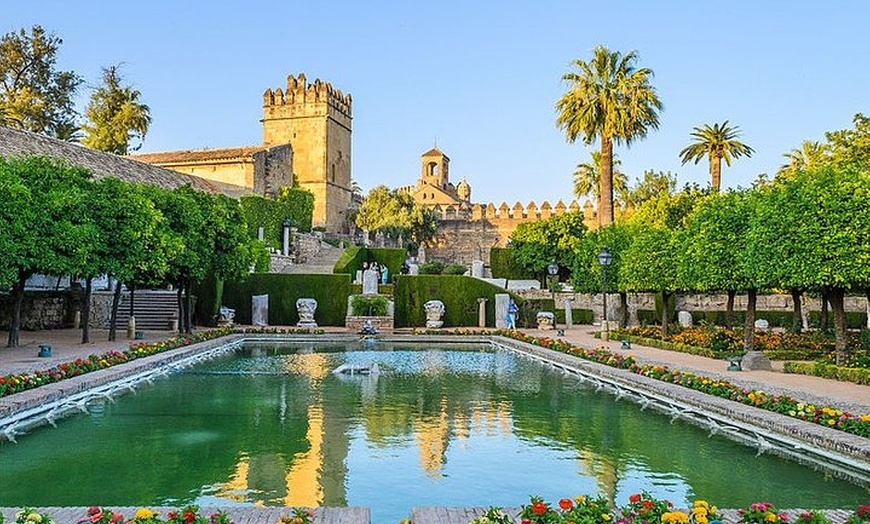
top-left (177, 286), bottom-right (184, 332)
top-left (109, 285), bottom-right (122, 341)
top-left (7, 272), bottom-right (28, 348)
top-left (820, 290), bottom-right (830, 332)
top-left (619, 291), bottom-right (628, 328)
top-left (185, 278), bottom-right (194, 333)
top-left (711, 154), bottom-right (722, 192)
top-left (828, 288), bottom-right (847, 366)
top-left (790, 288), bottom-right (803, 333)
top-left (725, 290), bottom-right (736, 328)
top-left (129, 284), bottom-right (135, 317)
top-left (599, 135), bottom-right (614, 226)
top-left (81, 277), bottom-right (92, 344)
top-left (660, 290), bottom-right (670, 338)
top-left (743, 289), bottom-right (756, 352)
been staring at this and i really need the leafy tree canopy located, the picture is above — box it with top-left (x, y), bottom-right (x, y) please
top-left (82, 64), bottom-right (151, 154)
top-left (0, 25), bottom-right (81, 136)
top-left (509, 211), bottom-right (587, 274)
top-left (355, 185), bottom-right (437, 245)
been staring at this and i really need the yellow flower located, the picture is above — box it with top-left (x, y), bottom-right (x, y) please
top-left (693, 501), bottom-right (709, 509)
top-left (860, 414), bottom-right (870, 422)
top-left (135, 509), bottom-right (155, 520)
top-left (602, 514), bottom-right (612, 521)
top-left (575, 496), bottom-right (587, 505)
top-left (662, 511), bottom-right (689, 524)
top-left (26, 514), bottom-right (42, 523)
top-left (764, 513), bottom-right (778, 522)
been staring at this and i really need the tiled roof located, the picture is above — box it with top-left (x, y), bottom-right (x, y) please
top-left (421, 147), bottom-right (449, 159)
top-left (130, 146), bottom-right (266, 165)
top-left (0, 125), bottom-right (218, 192)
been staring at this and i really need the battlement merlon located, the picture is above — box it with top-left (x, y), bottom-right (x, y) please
top-left (262, 73), bottom-right (352, 118)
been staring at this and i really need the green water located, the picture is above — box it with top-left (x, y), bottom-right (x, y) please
top-left (0, 342), bottom-right (866, 523)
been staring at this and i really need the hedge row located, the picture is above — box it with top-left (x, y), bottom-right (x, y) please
top-left (393, 275), bottom-right (516, 328)
top-left (783, 361), bottom-right (870, 386)
top-left (489, 247), bottom-right (535, 280)
top-left (332, 246), bottom-right (406, 282)
top-left (222, 273), bottom-right (352, 326)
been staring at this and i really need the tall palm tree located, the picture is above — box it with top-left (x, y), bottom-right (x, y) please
top-left (573, 151), bottom-right (628, 206)
top-left (556, 45), bottom-right (662, 227)
top-left (777, 140), bottom-right (829, 178)
top-left (679, 121), bottom-right (753, 191)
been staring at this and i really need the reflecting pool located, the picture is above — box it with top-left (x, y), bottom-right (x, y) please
top-left (0, 341), bottom-right (866, 523)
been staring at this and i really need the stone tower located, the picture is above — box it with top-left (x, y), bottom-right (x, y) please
top-left (262, 73), bottom-right (353, 232)
top-left (421, 147), bottom-right (449, 189)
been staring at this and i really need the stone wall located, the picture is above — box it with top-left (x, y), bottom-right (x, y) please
top-left (0, 290), bottom-right (80, 330)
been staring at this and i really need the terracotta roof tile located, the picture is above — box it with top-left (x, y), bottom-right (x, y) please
top-left (130, 146), bottom-right (266, 164)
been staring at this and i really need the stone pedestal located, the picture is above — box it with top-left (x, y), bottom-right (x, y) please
top-left (362, 269), bottom-right (379, 295)
top-left (563, 298), bottom-right (573, 329)
top-left (471, 260), bottom-right (484, 278)
top-left (477, 298), bottom-right (487, 328)
top-left (742, 350), bottom-right (773, 371)
top-left (495, 293), bottom-right (510, 329)
top-left (678, 310), bottom-right (693, 328)
top-left (536, 312), bottom-right (555, 330)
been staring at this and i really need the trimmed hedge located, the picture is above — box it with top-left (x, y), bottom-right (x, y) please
top-left (394, 275), bottom-right (518, 328)
top-left (489, 247), bottom-right (534, 280)
top-left (783, 361), bottom-right (870, 385)
top-left (333, 246), bottom-right (406, 283)
top-left (239, 190), bottom-right (314, 250)
top-left (222, 273), bottom-right (352, 326)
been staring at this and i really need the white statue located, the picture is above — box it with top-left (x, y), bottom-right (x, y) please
top-left (296, 298), bottom-right (318, 328)
top-left (217, 306), bottom-right (235, 326)
top-left (424, 300), bottom-right (445, 328)
top-left (536, 311), bottom-right (555, 330)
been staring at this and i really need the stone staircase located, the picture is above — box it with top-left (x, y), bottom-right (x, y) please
top-left (276, 242), bottom-right (345, 274)
top-left (115, 290), bottom-right (178, 331)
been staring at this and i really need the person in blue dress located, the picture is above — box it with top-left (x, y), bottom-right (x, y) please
top-left (507, 299), bottom-right (518, 329)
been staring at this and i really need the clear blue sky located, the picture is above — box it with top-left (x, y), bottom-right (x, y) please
top-left (7, 1), bottom-right (869, 205)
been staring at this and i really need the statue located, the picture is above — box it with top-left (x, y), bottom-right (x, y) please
top-left (536, 311), bottom-right (555, 330)
top-left (424, 300), bottom-right (445, 328)
top-left (296, 298), bottom-right (318, 328)
top-left (217, 306), bottom-right (235, 326)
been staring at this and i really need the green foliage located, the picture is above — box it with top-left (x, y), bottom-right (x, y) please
top-left (509, 211), bottom-right (587, 275)
top-left (556, 45), bottom-right (662, 225)
top-left (355, 185), bottom-right (437, 245)
top-left (222, 273), bottom-right (352, 326)
top-left (489, 247), bottom-right (535, 279)
top-left (419, 261), bottom-right (445, 274)
top-left (333, 245), bottom-right (365, 274)
top-left (350, 295), bottom-right (388, 316)
top-left (0, 25), bottom-right (82, 135)
top-left (784, 361), bottom-right (870, 386)
top-left (239, 191), bottom-right (313, 251)
top-left (571, 223), bottom-right (632, 293)
top-left (625, 169), bottom-right (677, 208)
top-left (393, 275), bottom-right (508, 327)
top-left (367, 248), bottom-right (406, 281)
top-left (572, 150), bottom-right (628, 202)
top-left (443, 263), bottom-right (467, 275)
top-left (620, 224), bottom-right (677, 294)
top-left (81, 65), bottom-right (151, 154)
top-left (679, 120), bottom-right (754, 191)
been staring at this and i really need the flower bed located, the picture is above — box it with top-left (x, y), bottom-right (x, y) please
top-left (500, 331), bottom-right (870, 439)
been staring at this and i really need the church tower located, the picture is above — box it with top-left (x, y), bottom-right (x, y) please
top-left (262, 73), bottom-right (353, 232)
top-left (421, 147), bottom-right (449, 189)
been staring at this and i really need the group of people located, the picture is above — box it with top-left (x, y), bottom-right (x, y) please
top-left (362, 261), bottom-right (390, 285)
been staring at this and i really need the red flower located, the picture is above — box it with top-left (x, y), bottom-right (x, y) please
top-left (532, 502), bottom-right (548, 515)
top-left (522, 520), bottom-right (532, 524)
top-left (629, 494), bottom-right (642, 504)
top-left (111, 513), bottom-right (124, 523)
top-left (559, 499), bottom-right (574, 511)
top-left (168, 512), bottom-right (178, 521)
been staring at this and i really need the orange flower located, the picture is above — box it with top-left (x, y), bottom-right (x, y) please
top-left (532, 502), bottom-right (547, 515)
top-left (630, 494), bottom-right (642, 504)
top-left (559, 499), bottom-right (574, 511)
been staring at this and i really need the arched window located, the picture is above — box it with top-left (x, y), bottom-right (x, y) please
top-left (428, 162), bottom-right (438, 177)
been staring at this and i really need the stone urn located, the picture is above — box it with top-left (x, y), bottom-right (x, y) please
top-left (536, 311), bottom-right (555, 330)
top-left (424, 300), bottom-right (445, 328)
top-left (296, 298), bottom-right (318, 328)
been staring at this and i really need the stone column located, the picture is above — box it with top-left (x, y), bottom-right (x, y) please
top-left (495, 293), bottom-right (509, 329)
top-left (257, 227), bottom-right (264, 241)
top-left (563, 297), bottom-right (573, 329)
top-left (282, 221), bottom-right (291, 256)
top-left (477, 298), bottom-right (487, 328)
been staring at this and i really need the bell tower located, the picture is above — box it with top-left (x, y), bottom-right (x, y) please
top-left (261, 73), bottom-right (353, 232)
top-left (421, 147), bottom-right (449, 189)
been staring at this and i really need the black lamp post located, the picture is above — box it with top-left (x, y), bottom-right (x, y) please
top-left (598, 247), bottom-right (612, 337)
top-left (547, 261), bottom-right (559, 304)
top-left (282, 218), bottom-right (292, 256)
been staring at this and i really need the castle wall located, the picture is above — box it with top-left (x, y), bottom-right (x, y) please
top-left (253, 145), bottom-right (293, 197)
top-left (166, 160), bottom-right (255, 189)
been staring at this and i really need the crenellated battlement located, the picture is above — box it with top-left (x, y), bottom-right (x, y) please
top-left (262, 73), bottom-right (352, 118)
top-left (431, 199), bottom-right (596, 225)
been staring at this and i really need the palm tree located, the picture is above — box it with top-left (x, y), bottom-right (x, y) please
top-left (556, 45), bottom-right (662, 227)
top-left (679, 121), bottom-right (753, 192)
top-left (573, 151), bottom-right (628, 206)
top-left (777, 140), bottom-right (829, 178)
top-left (82, 64), bottom-right (151, 154)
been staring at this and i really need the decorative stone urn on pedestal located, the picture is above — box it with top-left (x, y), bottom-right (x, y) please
top-left (296, 298), bottom-right (318, 328)
top-left (536, 311), bottom-right (555, 330)
top-left (424, 300), bottom-right (445, 328)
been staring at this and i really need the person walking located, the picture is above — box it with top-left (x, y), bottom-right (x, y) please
top-left (507, 299), bottom-right (519, 329)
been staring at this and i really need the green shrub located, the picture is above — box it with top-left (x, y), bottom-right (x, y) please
top-left (367, 248), bottom-right (406, 281)
top-left (490, 247), bottom-right (534, 279)
top-left (784, 360), bottom-right (870, 385)
top-left (222, 273), bottom-right (352, 326)
top-left (419, 261), bottom-right (445, 274)
top-left (394, 275), bottom-right (516, 327)
top-left (239, 190), bottom-right (314, 250)
top-left (350, 295), bottom-right (388, 316)
top-left (443, 263), bottom-right (468, 275)
top-left (333, 245), bottom-right (365, 274)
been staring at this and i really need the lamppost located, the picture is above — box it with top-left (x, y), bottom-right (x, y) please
top-left (547, 260), bottom-right (559, 304)
top-left (282, 218), bottom-right (292, 256)
top-left (598, 247), bottom-right (612, 340)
